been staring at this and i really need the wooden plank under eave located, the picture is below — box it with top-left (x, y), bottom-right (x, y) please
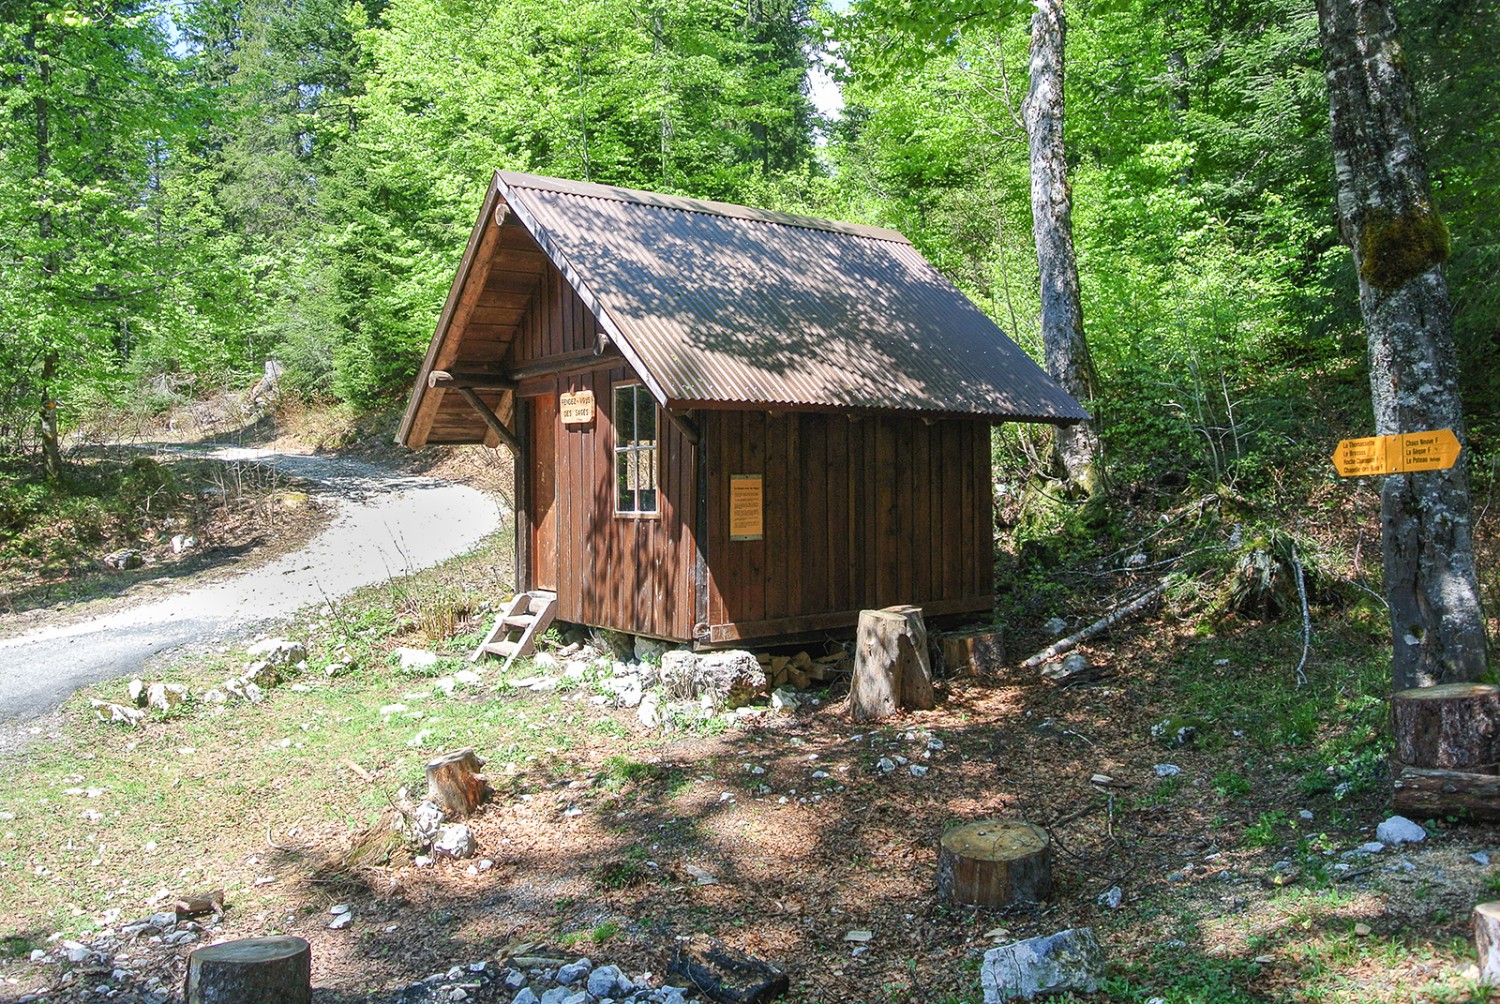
top-left (408, 215), bottom-right (506, 448)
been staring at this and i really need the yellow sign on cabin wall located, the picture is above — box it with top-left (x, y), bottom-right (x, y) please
top-left (1331, 428), bottom-right (1461, 477)
top-left (560, 390), bottom-right (595, 425)
top-left (729, 474), bottom-right (764, 541)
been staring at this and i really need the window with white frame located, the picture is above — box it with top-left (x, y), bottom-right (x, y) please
top-left (614, 384), bottom-right (659, 515)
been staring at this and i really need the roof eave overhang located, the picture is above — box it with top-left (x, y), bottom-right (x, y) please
top-left (396, 174), bottom-right (508, 448)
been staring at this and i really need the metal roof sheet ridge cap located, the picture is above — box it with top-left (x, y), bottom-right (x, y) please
top-left (496, 169), bottom-right (912, 246)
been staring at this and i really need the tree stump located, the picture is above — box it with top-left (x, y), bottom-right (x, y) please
top-left (1476, 902), bottom-right (1500, 985)
top-left (184, 936), bottom-right (310, 1004)
top-left (937, 627), bottom-right (1005, 679)
top-left (937, 819), bottom-right (1051, 907)
top-left (851, 606), bottom-right (935, 722)
top-left (425, 748), bottom-right (488, 817)
top-left (1392, 683), bottom-right (1500, 773)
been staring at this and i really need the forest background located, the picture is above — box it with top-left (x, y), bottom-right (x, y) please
top-left (1, 0), bottom-right (1497, 511)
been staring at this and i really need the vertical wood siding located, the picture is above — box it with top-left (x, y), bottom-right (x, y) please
top-left (704, 412), bottom-right (992, 638)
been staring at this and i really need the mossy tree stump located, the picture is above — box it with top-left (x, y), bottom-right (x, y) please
top-left (1475, 901), bottom-right (1500, 985)
top-left (185, 936), bottom-right (310, 1004)
top-left (937, 820), bottom-right (1051, 907)
top-left (425, 748), bottom-right (488, 817)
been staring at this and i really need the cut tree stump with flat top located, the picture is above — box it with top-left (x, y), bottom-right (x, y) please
top-left (937, 819), bottom-right (1052, 907)
top-left (1392, 767), bottom-right (1500, 821)
top-left (1476, 901), bottom-right (1500, 985)
top-left (425, 748), bottom-right (488, 818)
top-left (185, 936), bottom-right (310, 1004)
top-left (851, 605), bottom-right (935, 722)
top-left (1392, 684), bottom-right (1500, 773)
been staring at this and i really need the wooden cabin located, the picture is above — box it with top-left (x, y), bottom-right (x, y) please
top-left (398, 172), bottom-right (1087, 649)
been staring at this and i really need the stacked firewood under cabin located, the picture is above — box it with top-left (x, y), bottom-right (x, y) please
top-left (755, 649), bottom-right (850, 690)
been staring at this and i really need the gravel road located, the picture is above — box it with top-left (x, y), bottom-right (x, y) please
top-left (0, 446), bottom-right (503, 723)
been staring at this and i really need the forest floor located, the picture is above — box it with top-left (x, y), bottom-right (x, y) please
top-left (1, 404), bottom-right (1498, 1004)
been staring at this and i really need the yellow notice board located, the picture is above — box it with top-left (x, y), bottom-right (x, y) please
top-left (729, 474), bottom-right (764, 541)
top-left (560, 390), bottom-right (595, 425)
top-left (1331, 429), bottom-right (1461, 477)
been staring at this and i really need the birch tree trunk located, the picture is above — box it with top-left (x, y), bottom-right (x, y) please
top-left (1315, 0), bottom-right (1488, 689)
top-left (29, 16), bottom-right (63, 481)
top-left (1024, 0), bottom-right (1103, 497)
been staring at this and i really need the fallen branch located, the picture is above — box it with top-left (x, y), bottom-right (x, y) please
top-left (1291, 541), bottom-right (1311, 687)
top-left (1021, 579), bottom-right (1170, 669)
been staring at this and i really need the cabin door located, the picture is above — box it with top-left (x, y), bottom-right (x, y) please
top-left (529, 394), bottom-right (558, 592)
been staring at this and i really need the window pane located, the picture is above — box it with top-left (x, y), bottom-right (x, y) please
top-left (638, 446), bottom-right (658, 491)
top-left (639, 486), bottom-right (657, 513)
top-left (636, 388), bottom-right (656, 443)
top-left (616, 451), bottom-right (634, 512)
top-left (614, 386), bottom-right (634, 447)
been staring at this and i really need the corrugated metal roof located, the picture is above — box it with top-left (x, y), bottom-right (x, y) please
top-left (493, 171), bottom-right (1087, 422)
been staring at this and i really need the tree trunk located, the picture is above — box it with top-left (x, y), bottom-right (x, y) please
top-left (425, 748), bottom-right (488, 818)
top-left (184, 936), bottom-right (311, 1004)
top-left (1391, 684), bottom-right (1500, 773)
top-left (851, 606), bottom-right (935, 722)
top-left (1474, 902), bottom-right (1500, 985)
top-left (937, 819), bottom-right (1051, 907)
top-left (1024, 0), bottom-right (1103, 497)
top-left (1315, 0), bottom-right (1488, 689)
top-left (1391, 767), bottom-right (1500, 821)
top-left (30, 17), bottom-right (62, 481)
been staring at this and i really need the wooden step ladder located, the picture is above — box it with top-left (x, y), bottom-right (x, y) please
top-left (471, 590), bottom-right (558, 670)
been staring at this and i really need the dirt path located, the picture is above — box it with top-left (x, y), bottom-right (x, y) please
top-left (0, 445), bottom-right (503, 723)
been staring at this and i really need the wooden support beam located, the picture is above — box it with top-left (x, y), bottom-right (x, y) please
top-left (428, 369), bottom-right (518, 392)
top-left (508, 347), bottom-right (622, 382)
top-left (455, 387), bottom-right (520, 455)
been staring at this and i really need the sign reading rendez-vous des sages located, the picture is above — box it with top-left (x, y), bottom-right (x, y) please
top-left (1331, 429), bottom-right (1461, 477)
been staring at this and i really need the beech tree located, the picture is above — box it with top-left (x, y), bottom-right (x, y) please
top-left (1023, 0), bottom-right (1102, 496)
top-left (1315, 0), bottom-right (1489, 688)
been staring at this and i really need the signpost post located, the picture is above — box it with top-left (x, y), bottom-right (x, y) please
top-left (1331, 429), bottom-right (1461, 477)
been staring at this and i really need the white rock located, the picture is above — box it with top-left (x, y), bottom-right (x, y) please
top-left (396, 648), bottom-right (439, 671)
top-left (434, 824), bottom-right (477, 860)
top-left (876, 757), bottom-right (897, 774)
top-left (1299, 809), bottom-right (1314, 821)
top-left (454, 670), bottom-right (482, 686)
top-left (843, 930), bottom-right (874, 942)
top-left (1153, 764), bottom-right (1181, 777)
top-left (410, 801), bottom-right (444, 846)
top-left (89, 699), bottom-right (145, 727)
top-left (770, 687), bottom-right (801, 712)
top-left (146, 683), bottom-right (189, 712)
top-left (328, 912), bottom-right (352, 930)
top-left (1472, 851), bottom-right (1491, 866)
top-left (637, 691), bottom-right (662, 728)
top-left (909, 765), bottom-right (929, 778)
top-left (982, 928), bottom-right (1105, 1002)
top-left (1043, 617), bottom-right (1068, 636)
top-left (1376, 815), bottom-right (1426, 845)
top-left (329, 904), bottom-right (351, 916)
top-left (170, 534), bottom-right (198, 554)
top-left (246, 639), bottom-right (307, 667)
top-left (1097, 886), bottom-right (1123, 909)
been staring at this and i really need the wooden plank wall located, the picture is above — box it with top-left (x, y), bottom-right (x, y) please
top-left (704, 412), bottom-right (992, 637)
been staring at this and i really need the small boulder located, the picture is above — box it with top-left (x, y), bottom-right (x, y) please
top-left (246, 638), bottom-right (307, 667)
top-left (586, 964), bottom-right (629, 998)
top-left (1043, 617), bottom-right (1068, 636)
top-left (396, 648), bottom-right (440, 673)
top-left (1040, 653), bottom-right (1100, 686)
top-left (90, 699), bottom-right (145, 727)
top-left (409, 800), bottom-right (445, 847)
top-left (103, 550), bottom-right (144, 571)
top-left (633, 636), bottom-right (670, 662)
top-left (1375, 815), bottom-right (1426, 845)
top-left (433, 824), bottom-right (476, 859)
top-left (555, 958), bottom-right (592, 985)
top-left (982, 927), bottom-right (1105, 1002)
top-left (146, 682), bottom-right (189, 712)
top-left (170, 534), bottom-right (198, 554)
top-left (128, 679), bottom-right (148, 707)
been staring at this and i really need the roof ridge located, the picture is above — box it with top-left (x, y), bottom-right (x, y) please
top-left (497, 170), bottom-right (912, 245)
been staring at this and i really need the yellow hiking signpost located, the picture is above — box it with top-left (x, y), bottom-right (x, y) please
top-left (1331, 429), bottom-right (1462, 477)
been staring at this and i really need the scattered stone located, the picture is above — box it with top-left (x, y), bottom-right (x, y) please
top-left (1356, 842), bottom-right (1385, 855)
top-left (876, 757), bottom-right (897, 774)
top-left (409, 800), bottom-right (445, 847)
top-left (329, 912), bottom-right (353, 930)
top-left (397, 648), bottom-right (440, 672)
top-left (1150, 716), bottom-right (1205, 748)
top-left (246, 638), bottom-right (307, 667)
top-left (661, 650), bottom-right (766, 707)
top-left (769, 687), bottom-right (801, 712)
top-left (434, 824), bottom-right (476, 860)
top-left (1299, 809), bottom-right (1314, 822)
top-left (555, 959), bottom-right (591, 985)
top-left (1097, 886), bottom-right (1123, 910)
top-left (1124, 552), bottom-right (1148, 568)
top-left (633, 636), bottom-right (670, 662)
top-left (128, 679), bottom-right (148, 706)
top-left (1153, 764), bottom-right (1181, 778)
top-left (171, 533), bottom-right (199, 554)
top-left (512, 990), bottom-right (540, 1004)
top-left (1042, 617), bottom-right (1068, 636)
top-left (90, 699), bottom-right (146, 727)
top-left (1040, 653), bottom-right (1100, 686)
top-left (843, 930), bottom-right (873, 943)
top-left (104, 550), bottom-right (144, 571)
top-left (669, 937), bottom-right (787, 1004)
top-left (330, 904), bottom-right (351, 916)
top-left (1376, 815), bottom-right (1426, 845)
top-left (586, 964), bottom-right (629, 998)
top-left (1473, 851), bottom-right (1491, 866)
top-left (909, 765), bottom-right (929, 778)
top-left (981, 928), bottom-right (1105, 1002)
top-left (1353, 922), bottom-right (1372, 937)
top-left (147, 682), bottom-right (189, 712)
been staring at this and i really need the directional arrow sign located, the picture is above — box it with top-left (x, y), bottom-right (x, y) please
top-left (1331, 429), bottom-right (1461, 477)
